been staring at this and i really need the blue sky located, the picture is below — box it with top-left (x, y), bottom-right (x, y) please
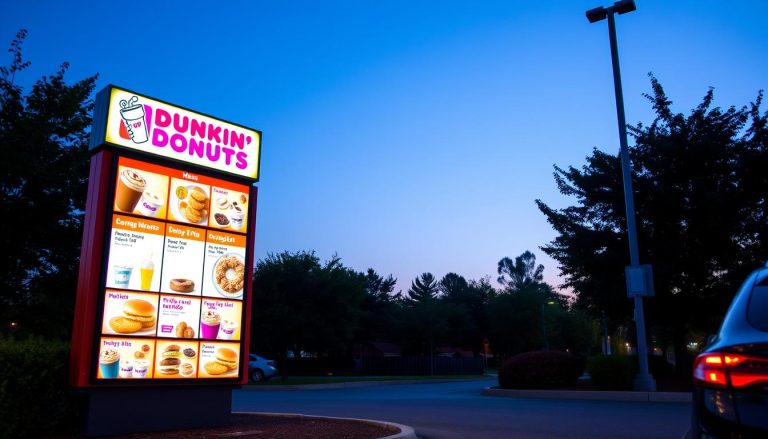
top-left (3, 1), bottom-right (767, 293)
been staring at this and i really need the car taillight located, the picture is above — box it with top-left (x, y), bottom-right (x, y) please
top-left (694, 352), bottom-right (768, 388)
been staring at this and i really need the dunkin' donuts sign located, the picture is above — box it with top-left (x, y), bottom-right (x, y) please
top-left (93, 86), bottom-right (261, 180)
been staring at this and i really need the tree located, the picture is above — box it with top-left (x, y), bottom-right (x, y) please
top-left (497, 251), bottom-right (545, 290)
top-left (406, 272), bottom-right (439, 304)
top-left (0, 29), bottom-right (98, 338)
top-left (536, 75), bottom-right (768, 374)
top-left (250, 251), bottom-right (367, 376)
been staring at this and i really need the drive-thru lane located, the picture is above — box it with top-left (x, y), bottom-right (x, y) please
top-left (233, 377), bottom-right (690, 438)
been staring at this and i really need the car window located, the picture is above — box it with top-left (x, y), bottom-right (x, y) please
top-left (748, 285), bottom-right (768, 332)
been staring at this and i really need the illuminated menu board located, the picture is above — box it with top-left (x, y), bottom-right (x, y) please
top-left (95, 156), bottom-right (249, 381)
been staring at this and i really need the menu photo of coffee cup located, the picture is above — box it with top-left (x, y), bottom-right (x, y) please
top-left (113, 160), bottom-right (170, 220)
top-left (209, 187), bottom-right (248, 232)
top-left (97, 337), bottom-right (156, 379)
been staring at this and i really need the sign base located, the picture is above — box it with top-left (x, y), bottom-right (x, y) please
top-left (81, 386), bottom-right (232, 436)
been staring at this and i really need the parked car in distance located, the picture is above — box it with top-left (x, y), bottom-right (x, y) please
top-left (248, 354), bottom-right (278, 382)
top-left (691, 263), bottom-right (768, 438)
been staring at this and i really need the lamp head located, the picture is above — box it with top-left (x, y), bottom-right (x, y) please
top-left (586, 6), bottom-right (607, 23)
top-left (614, 0), bottom-right (636, 15)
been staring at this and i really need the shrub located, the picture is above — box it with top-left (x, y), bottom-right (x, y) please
top-left (586, 355), bottom-right (634, 390)
top-left (0, 338), bottom-right (79, 437)
top-left (498, 351), bottom-right (584, 389)
top-left (586, 355), bottom-right (676, 390)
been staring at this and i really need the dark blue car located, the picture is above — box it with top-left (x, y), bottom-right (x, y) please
top-left (691, 263), bottom-right (768, 438)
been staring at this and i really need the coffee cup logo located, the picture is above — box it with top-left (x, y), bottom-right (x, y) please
top-left (119, 96), bottom-right (149, 144)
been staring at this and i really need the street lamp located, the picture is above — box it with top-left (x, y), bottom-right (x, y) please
top-left (586, 0), bottom-right (656, 391)
top-left (541, 300), bottom-right (556, 352)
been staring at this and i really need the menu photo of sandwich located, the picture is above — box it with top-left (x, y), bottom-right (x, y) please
top-left (198, 342), bottom-right (240, 378)
top-left (153, 340), bottom-right (200, 379)
top-left (101, 291), bottom-right (159, 336)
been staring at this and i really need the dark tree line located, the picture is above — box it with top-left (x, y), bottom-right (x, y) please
top-left (249, 250), bottom-right (594, 371)
top-left (0, 30), bottom-right (97, 337)
top-left (536, 74), bottom-right (768, 374)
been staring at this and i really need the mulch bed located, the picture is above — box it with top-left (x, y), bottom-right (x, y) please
top-left (50, 414), bottom-right (400, 439)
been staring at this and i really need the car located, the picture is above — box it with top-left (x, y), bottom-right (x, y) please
top-left (248, 353), bottom-right (278, 382)
top-left (691, 263), bottom-right (768, 438)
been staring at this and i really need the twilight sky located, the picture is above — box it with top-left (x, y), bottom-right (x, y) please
top-left (3, 0), bottom-right (766, 294)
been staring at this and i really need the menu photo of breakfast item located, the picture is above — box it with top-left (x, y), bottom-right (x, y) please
top-left (96, 337), bottom-right (156, 379)
top-left (113, 158), bottom-right (170, 220)
top-left (168, 177), bottom-right (210, 226)
top-left (202, 230), bottom-right (246, 299)
top-left (208, 186), bottom-right (249, 232)
top-left (156, 295), bottom-right (201, 339)
top-left (200, 299), bottom-right (242, 341)
top-left (105, 214), bottom-right (165, 291)
top-left (159, 223), bottom-right (205, 295)
top-left (197, 342), bottom-right (240, 378)
top-left (101, 291), bottom-right (159, 336)
top-left (153, 340), bottom-right (201, 379)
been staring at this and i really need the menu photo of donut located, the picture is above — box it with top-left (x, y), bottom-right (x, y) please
top-left (153, 340), bottom-right (201, 379)
top-left (156, 295), bottom-right (201, 339)
top-left (97, 337), bottom-right (156, 379)
top-left (197, 341), bottom-right (240, 378)
top-left (159, 223), bottom-right (205, 296)
top-left (199, 299), bottom-right (242, 341)
top-left (208, 185), bottom-right (249, 232)
top-left (168, 177), bottom-right (210, 226)
top-left (101, 290), bottom-right (159, 336)
top-left (202, 230), bottom-right (246, 299)
top-left (113, 157), bottom-right (170, 220)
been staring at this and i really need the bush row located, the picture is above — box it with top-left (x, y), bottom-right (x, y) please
top-left (498, 351), bottom-right (676, 390)
top-left (0, 338), bottom-right (78, 437)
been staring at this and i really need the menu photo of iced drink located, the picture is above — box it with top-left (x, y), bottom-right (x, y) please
top-left (106, 214), bottom-right (165, 291)
top-left (156, 295), bottom-right (201, 339)
top-left (209, 185), bottom-right (249, 232)
top-left (114, 157), bottom-right (170, 220)
top-left (197, 341), bottom-right (240, 378)
top-left (97, 337), bottom-right (156, 379)
top-left (202, 230), bottom-right (247, 299)
top-left (101, 290), bottom-right (159, 336)
top-left (199, 299), bottom-right (242, 341)
top-left (159, 223), bottom-right (206, 296)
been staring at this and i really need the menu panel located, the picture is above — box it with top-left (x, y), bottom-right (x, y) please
top-left (95, 156), bottom-right (250, 382)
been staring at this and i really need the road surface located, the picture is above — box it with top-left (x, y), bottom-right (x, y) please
top-left (233, 377), bottom-right (690, 438)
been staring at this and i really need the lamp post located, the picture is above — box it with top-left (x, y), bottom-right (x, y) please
top-left (586, 0), bottom-right (656, 391)
top-left (541, 300), bottom-right (556, 352)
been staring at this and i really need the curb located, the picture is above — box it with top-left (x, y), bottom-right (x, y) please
top-left (233, 411), bottom-right (417, 439)
top-left (242, 376), bottom-right (490, 391)
top-left (481, 387), bottom-right (691, 403)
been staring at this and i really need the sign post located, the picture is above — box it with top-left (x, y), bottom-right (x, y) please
top-left (70, 85), bottom-right (261, 435)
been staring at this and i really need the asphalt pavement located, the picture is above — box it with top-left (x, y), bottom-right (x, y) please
top-left (232, 377), bottom-right (691, 439)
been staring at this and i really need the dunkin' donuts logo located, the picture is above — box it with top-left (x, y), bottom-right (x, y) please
top-left (115, 95), bottom-right (255, 171)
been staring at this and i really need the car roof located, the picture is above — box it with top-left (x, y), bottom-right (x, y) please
top-left (708, 266), bottom-right (768, 350)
